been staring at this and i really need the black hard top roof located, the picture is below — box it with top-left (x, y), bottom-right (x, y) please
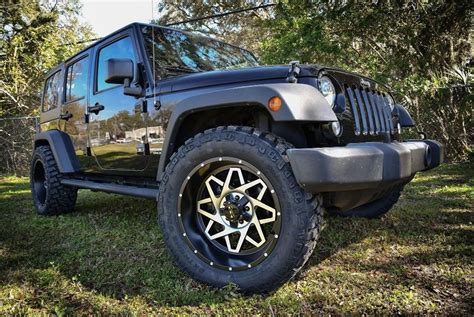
top-left (45, 22), bottom-right (254, 78)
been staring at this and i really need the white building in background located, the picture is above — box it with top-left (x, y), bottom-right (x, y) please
top-left (124, 126), bottom-right (164, 141)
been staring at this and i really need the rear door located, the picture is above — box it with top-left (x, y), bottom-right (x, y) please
top-left (61, 50), bottom-right (96, 169)
top-left (88, 29), bottom-right (149, 172)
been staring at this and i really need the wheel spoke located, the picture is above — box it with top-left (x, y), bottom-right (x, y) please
top-left (224, 224), bottom-right (250, 253)
top-left (197, 197), bottom-right (221, 223)
top-left (222, 167), bottom-right (245, 194)
top-left (204, 176), bottom-right (224, 210)
top-left (235, 178), bottom-right (265, 195)
top-left (245, 218), bottom-right (266, 248)
top-left (249, 197), bottom-right (276, 224)
top-left (209, 226), bottom-right (235, 240)
top-left (205, 219), bottom-right (214, 233)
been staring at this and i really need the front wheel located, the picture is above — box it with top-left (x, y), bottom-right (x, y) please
top-left (158, 126), bottom-right (323, 293)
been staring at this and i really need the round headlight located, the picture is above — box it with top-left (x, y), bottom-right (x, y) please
top-left (385, 94), bottom-right (395, 111)
top-left (318, 76), bottom-right (336, 107)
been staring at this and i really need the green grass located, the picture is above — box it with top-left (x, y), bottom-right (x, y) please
top-left (0, 163), bottom-right (472, 315)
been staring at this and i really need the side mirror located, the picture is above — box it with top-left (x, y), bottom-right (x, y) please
top-left (105, 58), bottom-right (143, 97)
top-left (105, 58), bottom-right (133, 84)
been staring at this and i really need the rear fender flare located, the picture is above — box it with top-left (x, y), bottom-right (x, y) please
top-left (34, 130), bottom-right (80, 173)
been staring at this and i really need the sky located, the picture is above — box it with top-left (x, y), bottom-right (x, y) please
top-left (79, 0), bottom-right (155, 37)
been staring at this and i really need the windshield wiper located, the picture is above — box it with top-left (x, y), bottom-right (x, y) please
top-left (161, 65), bottom-right (199, 73)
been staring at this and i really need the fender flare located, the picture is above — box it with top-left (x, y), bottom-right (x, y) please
top-left (157, 83), bottom-right (337, 180)
top-left (395, 104), bottom-right (415, 127)
top-left (34, 130), bottom-right (80, 173)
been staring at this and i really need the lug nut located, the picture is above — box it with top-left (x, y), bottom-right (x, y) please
top-left (245, 206), bottom-right (250, 211)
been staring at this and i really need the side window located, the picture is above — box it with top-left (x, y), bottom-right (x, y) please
top-left (65, 56), bottom-right (89, 102)
top-left (43, 71), bottom-right (61, 112)
top-left (96, 36), bottom-right (135, 92)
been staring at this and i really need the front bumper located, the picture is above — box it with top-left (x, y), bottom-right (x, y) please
top-left (287, 140), bottom-right (443, 192)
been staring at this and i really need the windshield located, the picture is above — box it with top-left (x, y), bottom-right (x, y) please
top-left (141, 25), bottom-right (259, 79)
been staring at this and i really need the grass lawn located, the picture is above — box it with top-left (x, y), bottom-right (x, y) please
top-left (0, 163), bottom-right (472, 315)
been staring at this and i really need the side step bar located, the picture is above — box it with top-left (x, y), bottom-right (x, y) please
top-left (61, 179), bottom-right (159, 199)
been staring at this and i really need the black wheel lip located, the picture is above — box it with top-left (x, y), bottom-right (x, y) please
top-left (177, 156), bottom-right (282, 272)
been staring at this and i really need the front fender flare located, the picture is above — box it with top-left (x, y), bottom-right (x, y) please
top-left (395, 104), bottom-right (415, 127)
top-left (157, 83), bottom-right (337, 180)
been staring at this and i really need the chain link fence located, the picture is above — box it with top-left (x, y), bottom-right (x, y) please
top-left (0, 116), bottom-right (39, 176)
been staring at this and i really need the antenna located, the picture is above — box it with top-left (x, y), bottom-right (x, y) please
top-left (151, 0), bottom-right (157, 109)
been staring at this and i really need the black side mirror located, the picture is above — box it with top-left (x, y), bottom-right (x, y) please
top-left (105, 58), bottom-right (143, 97)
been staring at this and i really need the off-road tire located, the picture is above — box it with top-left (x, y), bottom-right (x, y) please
top-left (30, 145), bottom-right (77, 216)
top-left (157, 126), bottom-right (323, 293)
top-left (334, 185), bottom-right (404, 219)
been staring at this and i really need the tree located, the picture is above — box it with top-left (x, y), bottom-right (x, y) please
top-left (155, 1), bottom-right (273, 52)
top-left (0, 0), bottom-right (94, 117)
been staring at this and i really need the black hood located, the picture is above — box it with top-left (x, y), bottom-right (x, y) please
top-left (158, 65), bottom-right (323, 94)
top-left (157, 64), bottom-right (390, 94)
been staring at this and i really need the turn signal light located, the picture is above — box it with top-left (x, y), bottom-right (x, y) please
top-left (268, 96), bottom-right (282, 112)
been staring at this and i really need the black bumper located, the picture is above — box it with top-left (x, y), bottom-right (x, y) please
top-left (287, 140), bottom-right (443, 192)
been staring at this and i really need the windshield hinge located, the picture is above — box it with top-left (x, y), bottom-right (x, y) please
top-left (286, 60), bottom-right (301, 83)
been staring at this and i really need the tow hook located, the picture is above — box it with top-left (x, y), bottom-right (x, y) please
top-left (286, 60), bottom-right (301, 83)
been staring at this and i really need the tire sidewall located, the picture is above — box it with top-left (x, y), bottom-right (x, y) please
top-left (158, 128), bottom-right (313, 291)
top-left (30, 148), bottom-right (50, 215)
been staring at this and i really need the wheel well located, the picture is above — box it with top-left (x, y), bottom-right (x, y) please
top-left (173, 106), bottom-right (268, 152)
top-left (34, 139), bottom-right (50, 148)
top-left (170, 106), bottom-right (317, 158)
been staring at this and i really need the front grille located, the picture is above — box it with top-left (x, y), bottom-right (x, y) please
top-left (344, 86), bottom-right (396, 136)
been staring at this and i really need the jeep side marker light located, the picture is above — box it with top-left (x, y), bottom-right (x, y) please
top-left (268, 96), bottom-right (282, 112)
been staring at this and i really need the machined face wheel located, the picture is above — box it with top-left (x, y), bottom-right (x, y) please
top-left (178, 157), bottom-right (281, 271)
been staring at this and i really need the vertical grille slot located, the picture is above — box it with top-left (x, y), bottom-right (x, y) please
top-left (354, 89), bottom-right (371, 135)
top-left (371, 92), bottom-right (386, 132)
top-left (362, 90), bottom-right (381, 133)
top-left (345, 87), bottom-right (361, 135)
top-left (345, 86), bottom-right (396, 137)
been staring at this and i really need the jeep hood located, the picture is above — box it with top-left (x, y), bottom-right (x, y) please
top-left (157, 65), bottom-right (322, 94)
top-left (156, 64), bottom-right (390, 94)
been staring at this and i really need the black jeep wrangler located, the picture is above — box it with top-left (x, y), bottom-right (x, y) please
top-left (31, 23), bottom-right (443, 293)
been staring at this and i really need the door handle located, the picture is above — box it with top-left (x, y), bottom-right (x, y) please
top-left (88, 103), bottom-right (105, 115)
top-left (60, 112), bottom-right (73, 121)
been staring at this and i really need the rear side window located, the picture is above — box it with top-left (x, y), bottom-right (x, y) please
top-left (96, 37), bottom-right (136, 92)
top-left (43, 71), bottom-right (61, 111)
top-left (65, 56), bottom-right (89, 102)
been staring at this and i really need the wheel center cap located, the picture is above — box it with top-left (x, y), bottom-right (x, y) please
top-left (219, 192), bottom-right (253, 229)
top-left (224, 204), bottom-right (240, 222)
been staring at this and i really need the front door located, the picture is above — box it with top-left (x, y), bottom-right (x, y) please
top-left (88, 33), bottom-right (149, 172)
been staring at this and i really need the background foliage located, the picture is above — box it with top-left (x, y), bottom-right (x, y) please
top-left (0, 0), bottom-right (93, 174)
top-left (0, 0), bottom-right (93, 117)
top-left (158, 0), bottom-right (473, 161)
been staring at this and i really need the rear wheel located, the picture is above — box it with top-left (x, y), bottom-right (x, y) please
top-left (30, 145), bottom-right (77, 216)
top-left (158, 126), bottom-right (323, 293)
